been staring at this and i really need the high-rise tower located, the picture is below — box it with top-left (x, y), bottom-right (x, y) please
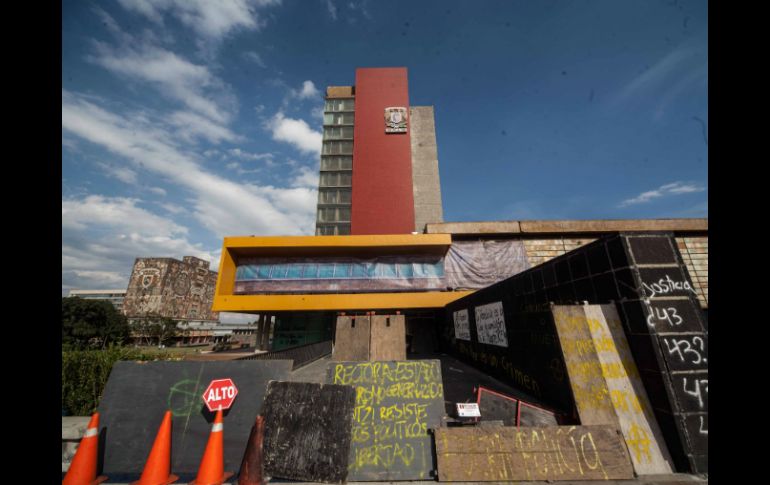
top-left (315, 67), bottom-right (443, 235)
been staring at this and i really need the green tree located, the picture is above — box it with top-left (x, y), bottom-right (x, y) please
top-left (133, 313), bottom-right (179, 347)
top-left (62, 297), bottom-right (130, 349)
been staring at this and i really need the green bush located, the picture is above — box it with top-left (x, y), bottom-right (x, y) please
top-left (61, 345), bottom-right (177, 416)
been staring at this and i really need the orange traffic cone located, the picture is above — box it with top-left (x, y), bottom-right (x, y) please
top-left (190, 409), bottom-right (234, 485)
top-left (131, 411), bottom-right (179, 485)
top-left (63, 412), bottom-right (108, 485)
top-left (237, 415), bottom-right (265, 485)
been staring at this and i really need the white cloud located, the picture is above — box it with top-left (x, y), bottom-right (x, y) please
top-left (90, 41), bottom-right (236, 125)
top-left (62, 90), bottom-right (317, 238)
top-left (117, 0), bottom-right (282, 40)
top-left (609, 40), bottom-right (706, 113)
top-left (619, 181), bottom-right (706, 207)
top-left (98, 162), bottom-right (138, 184)
top-left (228, 148), bottom-right (273, 161)
top-left (63, 195), bottom-right (187, 234)
top-left (291, 166), bottom-right (319, 188)
top-left (293, 80), bottom-right (320, 100)
top-left (324, 0), bottom-right (338, 20)
top-left (225, 161), bottom-right (262, 175)
top-left (243, 51), bottom-right (266, 67)
top-left (148, 186), bottom-right (167, 196)
top-left (169, 111), bottom-right (239, 144)
top-left (160, 202), bottom-right (187, 214)
top-left (266, 111), bottom-right (322, 155)
top-left (62, 195), bottom-right (218, 292)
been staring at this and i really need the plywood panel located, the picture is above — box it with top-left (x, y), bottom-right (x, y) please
top-left (332, 315), bottom-right (370, 361)
top-left (584, 304), bottom-right (674, 475)
top-left (262, 381), bottom-right (355, 483)
top-left (551, 305), bottom-right (618, 426)
top-left (328, 360), bottom-right (445, 481)
top-left (434, 425), bottom-right (634, 481)
top-left (97, 360), bottom-right (292, 481)
top-left (370, 314), bottom-right (406, 361)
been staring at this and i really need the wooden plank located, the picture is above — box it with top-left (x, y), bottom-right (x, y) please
top-left (434, 425), bottom-right (634, 481)
top-left (261, 381), bottom-right (355, 484)
top-left (328, 360), bottom-right (445, 481)
top-left (370, 314), bottom-right (406, 361)
top-left (333, 315), bottom-right (370, 361)
top-left (583, 304), bottom-right (674, 475)
top-left (551, 305), bottom-right (618, 426)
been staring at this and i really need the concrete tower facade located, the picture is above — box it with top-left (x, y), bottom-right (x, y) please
top-left (315, 67), bottom-right (443, 236)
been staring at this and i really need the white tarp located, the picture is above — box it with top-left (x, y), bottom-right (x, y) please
top-left (445, 240), bottom-right (530, 289)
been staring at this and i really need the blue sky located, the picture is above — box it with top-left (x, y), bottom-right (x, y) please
top-left (62, 0), bottom-right (707, 301)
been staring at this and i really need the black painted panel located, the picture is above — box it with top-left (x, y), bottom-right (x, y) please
top-left (644, 300), bottom-right (706, 334)
top-left (627, 236), bottom-right (678, 265)
top-left (670, 373), bottom-right (708, 413)
top-left (555, 259), bottom-right (571, 284)
top-left (568, 253), bottom-right (589, 279)
top-left (531, 268), bottom-right (544, 291)
top-left (591, 272), bottom-right (620, 302)
top-left (586, 243), bottom-right (611, 275)
top-left (614, 268), bottom-right (641, 299)
top-left (658, 335), bottom-right (708, 371)
top-left (638, 267), bottom-right (696, 299)
top-left (682, 414), bottom-right (708, 455)
top-left (573, 278), bottom-right (596, 302)
top-left (542, 264), bottom-right (557, 287)
top-left (606, 237), bottom-right (630, 269)
top-left (620, 300), bottom-right (652, 335)
top-left (98, 360), bottom-right (292, 481)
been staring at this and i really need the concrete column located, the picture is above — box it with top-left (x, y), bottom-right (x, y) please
top-left (263, 315), bottom-right (274, 350)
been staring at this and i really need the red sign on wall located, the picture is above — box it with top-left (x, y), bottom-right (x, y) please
top-left (202, 378), bottom-right (238, 412)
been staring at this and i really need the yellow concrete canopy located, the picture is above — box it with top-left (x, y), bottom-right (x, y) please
top-left (212, 234), bottom-right (472, 312)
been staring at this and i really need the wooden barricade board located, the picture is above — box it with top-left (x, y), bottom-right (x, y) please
top-left (333, 315), bottom-right (370, 361)
top-left (370, 314), bottom-right (406, 361)
top-left (97, 360), bottom-right (292, 482)
top-left (261, 381), bottom-right (355, 484)
top-left (583, 304), bottom-right (674, 475)
top-left (328, 360), bottom-right (445, 481)
top-left (434, 425), bottom-right (634, 481)
top-left (477, 387), bottom-right (559, 427)
top-left (551, 305), bottom-right (618, 426)
top-left (477, 387), bottom-right (518, 426)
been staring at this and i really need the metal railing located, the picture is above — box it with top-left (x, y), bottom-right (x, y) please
top-left (237, 340), bottom-right (333, 370)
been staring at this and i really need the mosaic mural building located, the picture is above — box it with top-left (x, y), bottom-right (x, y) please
top-left (122, 256), bottom-right (219, 322)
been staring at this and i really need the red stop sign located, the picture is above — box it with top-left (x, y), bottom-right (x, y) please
top-left (202, 378), bottom-right (238, 412)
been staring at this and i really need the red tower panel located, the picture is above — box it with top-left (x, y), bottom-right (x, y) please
top-left (351, 67), bottom-right (415, 234)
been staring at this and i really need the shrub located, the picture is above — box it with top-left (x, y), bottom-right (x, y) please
top-left (61, 345), bottom-right (176, 416)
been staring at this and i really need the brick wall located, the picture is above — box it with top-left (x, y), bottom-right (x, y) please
top-left (523, 238), bottom-right (598, 267)
top-left (675, 237), bottom-right (708, 308)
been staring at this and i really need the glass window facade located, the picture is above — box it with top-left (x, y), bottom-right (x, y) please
top-left (317, 96), bottom-right (354, 236)
top-left (322, 140), bottom-right (354, 155)
top-left (236, 259), bottom-right (445, 281)
top-left (323, 126), bottom-right (354, 139)
top-left (324, 98), bottom-right (355, 112)
top-left (320, 156), bottom-right (353, 171)
top-left (324, 112), bottom-right (354, 125)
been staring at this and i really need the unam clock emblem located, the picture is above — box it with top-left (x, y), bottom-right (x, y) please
top-left (384, 106), bottom-right (408, 133)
